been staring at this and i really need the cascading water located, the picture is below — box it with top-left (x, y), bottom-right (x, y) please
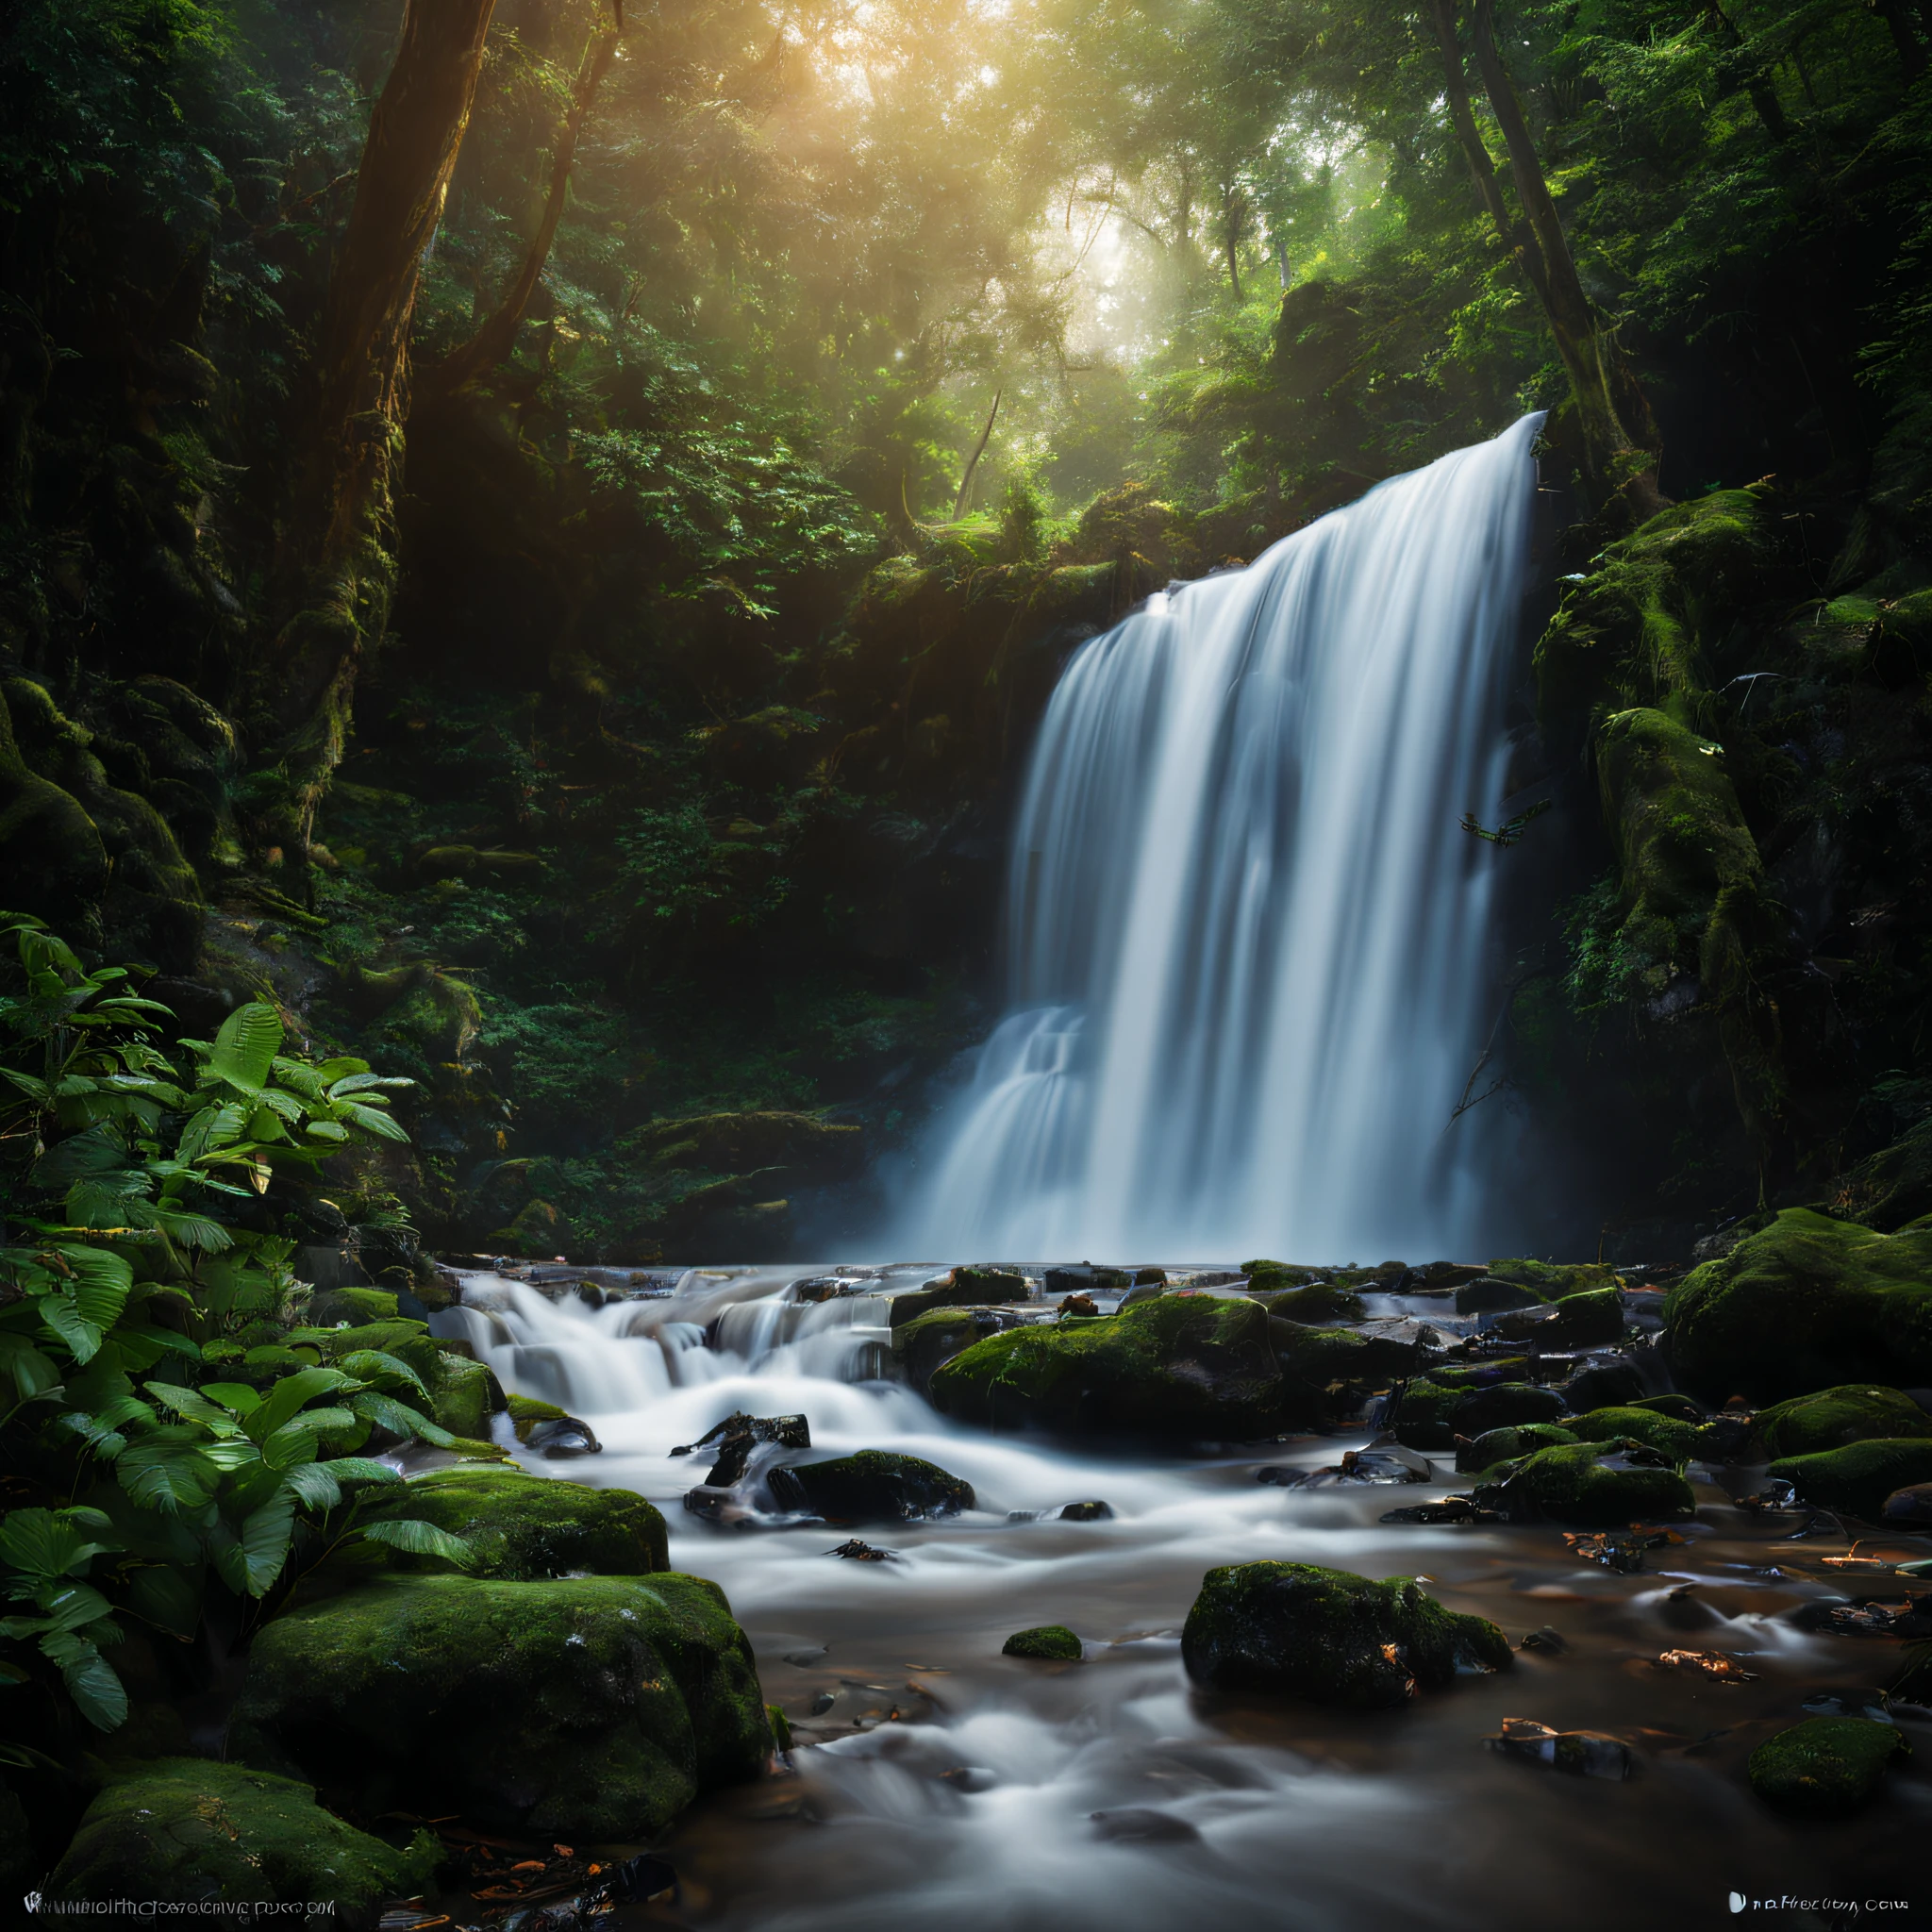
top-left (895, 415), bottom-right (1544, 1260)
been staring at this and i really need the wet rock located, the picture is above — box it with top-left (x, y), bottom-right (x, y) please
top-left (1519, 1626), bottom-right (1568, 1653)
top-left (1766, 1439), bottom-right (1932, 1521)
top-left (1667, 1209), bottom-right (1932, 1403)
top-left (1045, 1265), bottom-right (1132, 1296)
top-left (1737, 1477), bottom-right (1798, 1514)
top-left (1453, 1380), bottom-right (1567, 1437)
top-left (1252, 1282), bottom-right (1366, 1324)
top-left (1629, 1391), bottom-right (1704, 1423)
top-left (894, 1306), bottom-right (1022, 1391)
top-left (1747, 1717), bottom-right (1909, 1818)
top-left (1485, 1258), bottom-right (1622, 1300)
top-left (824, 1538), bottom-right (897, 1560)
top-left (1474, 1441), bottom-right (1696, 1527)
top-left (1181, 1561), bottom-right (1511, 1707)
top-left (1090, 1808), bottom-right (1199, 1842)
top-left (359, 1466), bottom-right (668, 1578)
top-left (1756, 1384), bottom-right (1932, 1459)
top-left (1653, 1649), bottom-right (1757, 1683)
top-left (238, 1574), bottom-right (769, 1840)
top-left (1791, 1591), bottom-right (1932, 1638)
top-left (47, 1759), bottom-right (437, 1913)
top-left (527, 1414), bottom-right (602, 1457)
top-left (891, 1266), bottom-right (1030, 1328)
top-left (767, 1450), bottom-right (974, 1522)
top-left (1381, 1497), bottom-right (1496, 1524)
top-left (1563, 1526), bottom-right (1686, 1573)
top-left (1456, 1277), bottom-right (1543, 1314)
top-left (1269, 1319), bottom-right (1425, 1388)
top-left (1882, 1482), bottom-right (1932, 1524)
top-left (1485, 1717), bottom-right (1632, 1780)
top-left (1455, 1423), bottom-right (1580, 1473)
top-left (1058, 1292), bottom-right (1101, 1316)
top-left (1557, 1360), bottom-right (1647, 1411)
top-left (1003, 1624), bottom-right (1083, 1660)
top-left (1420, 1261), bottom-right (1491, 1287)
top-left (1259, 1448), bottom-right (1428, 1488)
top-left (1491, 1289), bottom-right (1625, 1350)
top-left (1060, 1499), bottom-right (1114, 1520)
top-left (1241, 1259), bottom-right (1325, 1290)
top-left (674, 1410), bottom-right (812, 1487)
top-left (929, 1292), bottom-right (1299, 1436)
top-left (1566, 1405), bottom-right (1706, 1460)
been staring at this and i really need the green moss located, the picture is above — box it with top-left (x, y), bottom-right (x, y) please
top-left (1666, 1209), bottom-right (1932, 1402)
top-left (1630, 1392), bottom-right (1703, 1422)
top-left (359, 1466), bottom-right (668, 1577)
top-left (426, 1349), bottom-right (506, 1440)
top-left (1474, 1441), bottom-right (1696, 1526)
top-left (929, 1292), bottom-right (1294, 1435)
top-left (1756, 1385), bottom-right (1932, 1458)
top-left (1268, 1319), bottom-right (1420, 1385)
top-left (1493, 1288), bottom-right (1625, 1348)
top-left (1566, 1406), bottom-right (1705, 1459)
top-left (1747, 1718), bottom-right (1909, 1819)
top-left (1181, 1562), bottom-right (1511, 1707)
top-left (1241, 1260), bottom-right (1324, 1290)
top-left (1452, 1381), bottom-right (1568, 1436)
top-left (1433, 1357), bottom-right (1530, 1387)
top-left (890, 1267), bottom-right (1030, 1328)
top-left (507, 1391), bottom-right (569, 1441)
top-left (767, 1703), bottom-right (791, 1752)
top-left (1455, 1423), bottom-right (1579, 1473)
top-left (765, 1450), bottom-right (974, 1520)
top-left (1003, 1624), bottom-right (1083, 1660)
top-left (48, 1758), bottom-right (436, 1909)
top-left (1485, 1259), bottom-right (1619, 1300)
top-left (1765, 1439), bottom-right (1932, 1521)
top-left (239, 1574), bottom-right (767, 1840)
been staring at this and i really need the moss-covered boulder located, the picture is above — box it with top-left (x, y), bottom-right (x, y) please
top-left (1452, 1380), bottom-right (1567, 1437)
top-left (1456, 1277), bottom-right (1543, 1313)
top-left (893, 1306), bottom-right (1010, 1391)
top-left (1474, 1441), bottom-right (1696, 1526)
top-left (1253, 1283), bottom-right (1366, 1324)
top-left (427, 1348), bottom-right (507, 1440)
top-left (765, 1451), bottom-right (974, 1521)
top-left (1003, 1624), bottom-right (1082, 1660)
top-left (1756, 1385), bottom-right (1932, 1459)
top-left (1765, 1439), bottom-right (1932, 1521)
top-left (889, 1266), bottom-right (1031, 1328)
top-left (239, 1574), bottom-right (769, 1840)
top-left (48, 1758), bottom-right (436, 1914)
top-left (1492, 1289), bottom-right (1625, 1349)
top-left (1455, 1423), bottom-right (1579, 1473)
top-left (1630, 1392), bottom-right (1703, 1422)
top-left (1241, 1259), bottom-right (1324, 1290)
top-left (1666, 1210), bottom-right (1932, 1403)
top-left (929, 1293), bottom-right (1295, 1436)
top-left (359, 1466), bottom-right (667, 1577)
top-left (1396, 1372), bottom-right (1557, 1450)
top-left (1181, 1562), bottom-right (1510, 1707)
top-left (1747, 1718), bottom-right (1909, 1819)
top-left (1268, 1319), bottom-right (1423, 1386)
top-left (1566, 1406), bottom-right (1706, 1460)
top-left (1486, 1259), bottom-right (1620, 1301)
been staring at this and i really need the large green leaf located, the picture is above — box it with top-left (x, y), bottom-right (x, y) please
top-left (213, 1489), bottom-right (297, 1597)
top-left (0, 1331), bottom-right (61, 1403)
top-left (358, 1518), bottom-right (475, 1569)
top-left (115, 1430), bottom-right (218, 1514)
top-left (206, 1003), bottom-right (283, 1097)
top-left (242, 1365), bottom-right (354, 1445)
top-left (38, 1293), bottom-right (104, 1366)
top-left (0, 1508), bottom-right (119, 1586)
top-left (349, 1389), bottom-right (455, 1446)
top-left (332, 1350), bottom-right (429, 1397)
top-left (282, 1461), bottom-right (341, 1511)
top-left (46, 1634), bottom-right (128, 1732)
top-left (324, 1457), bottom-right (403, 1487)
top-left (334, 1101), bottom-right (409, 1143)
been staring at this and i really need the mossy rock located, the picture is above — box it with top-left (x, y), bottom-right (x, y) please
top-left (239, 1573), bottom-right (768, 1840)
top-left (1455, 1423), bottom-right (1579, 1474)
top-left (892, 1307), bottom-right (1009, 1389)
top-left (1391, 1377), bottom-right (1462, 1448)
top-left (890, 1267), bottom-right (1030, 1328)
top-left (1432, 1357), bottom-right (1530, 1388)
top-left (1765, 1439), bottom-right (1932, 1521)
top-left (358, 1467), bottom-right (668, 1577)
top-left (48, 1757), bottom-right (437, 1912)
top-left (1474, 1441), bottom-right (1696, 1526)
top-left (1241, 1259), bottom-right (1324, 1291)
top-left (1456, 1278), bottom-right (1542, 1313)
top-left (310, 1287), bottom-right (403, 1328)
top-left (765, 1450), bottom-right (974, 1521)
top-left (1747, 1718), bottom-right (1909, 1819)
top-left (1268, 1319), bottom-right (1422, 1386)
top-left (1492, 1289), bottom-right (1625, 1349)
top-left (1629, 1392), bottom-right (1703, 1423)
top-left (1486, 1259), bottom-right (1619, 1301)
top-left (1756, 1385), bottom-right (1932, 1459)
top-left (929, 1292), bottom-right (1297, 1436)
top-left (506, 1391), bottom-right (569, 1441)
top-left (1003, 1624), bottom-right (1082, 1660)
top-left (427, 1349), bottom-right (507, 1441)
top-left (1666, 1209), bottom-right (1932, 1403)
top-left (1253, 1283), bottom-right (1366, 1324)
top-left (1181, 1562), bottom-right (1511, 1708)
top-left (1566, 1406), bottom-right (1706, 1460)
top-left (767, 1703), bottom-right (791, 1752)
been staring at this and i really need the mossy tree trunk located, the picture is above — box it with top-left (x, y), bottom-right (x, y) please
top-left (1424, 1), bottom-right (1664, 516)
top-left (249, 0), bottom-right (498, 875)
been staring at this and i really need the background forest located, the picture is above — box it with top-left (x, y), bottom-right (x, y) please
top-left (3, 0), bottom-right (1930, 1266)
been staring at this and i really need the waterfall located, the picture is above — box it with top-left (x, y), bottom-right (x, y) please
top-left (895, 415), bottom-right (1544, 1260)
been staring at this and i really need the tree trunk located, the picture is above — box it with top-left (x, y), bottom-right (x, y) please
top-left (417, 12), bottom-right (620, 405)
top-left (1704, 4), bottom-right (1792, 142)
top-left (1466, 0), bottom-right (1663, 511)
top-left (251, 0), bottom-right (498, 872)
top-left (1872, 0), bottom-right (1928, 76)
top-left (953, 388), bottom-right (1002, 522)
top-left (1222, 186), bottom-right (1245, 303)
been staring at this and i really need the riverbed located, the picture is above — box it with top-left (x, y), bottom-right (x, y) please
top-left (441, 1266), bottom-right (1926, 1931)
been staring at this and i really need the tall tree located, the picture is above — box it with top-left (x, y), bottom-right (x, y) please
top-left (250, 0), bottom-right (499, 874)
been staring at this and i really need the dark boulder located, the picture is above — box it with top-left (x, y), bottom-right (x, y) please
top-left (1748, 1718), bottom-right (1910, 1818)
top-left (1474, 1441), bottom-right (1696, 1526)
top-left (1003, 1624), bottom-right (1082, 1660)
top-left (766, 1450), bottom-right (974, 1521)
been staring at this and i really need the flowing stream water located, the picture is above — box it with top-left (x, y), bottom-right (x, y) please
top-left (892, 415), bottom-right (1544, 1262)
top-left (439, 1270), bottom-right (1926, 1932)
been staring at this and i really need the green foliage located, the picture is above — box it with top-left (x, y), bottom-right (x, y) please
top-left (0, 918), bottom-right (473, 1738)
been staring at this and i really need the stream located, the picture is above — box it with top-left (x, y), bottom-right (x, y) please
top-left (437, 1265), bottom-right (1926, 1932)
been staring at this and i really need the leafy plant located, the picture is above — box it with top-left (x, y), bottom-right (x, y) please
top-left (0, 917), bottom-right (475, 1739)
